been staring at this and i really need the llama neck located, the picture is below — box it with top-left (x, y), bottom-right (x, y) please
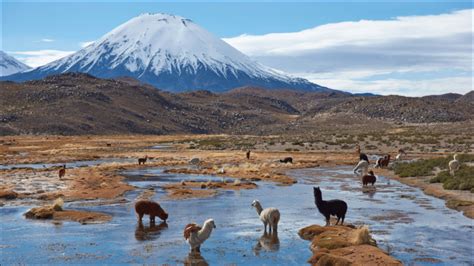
top-left (254, 203), bottom-right (263, 215)
top-left (315, 192), bottom-right (323, 204)
top-left (198, 222), bottom-right (214, 240)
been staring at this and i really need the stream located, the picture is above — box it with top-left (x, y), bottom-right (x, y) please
top-left (0, 166), bottom-right (473, 265)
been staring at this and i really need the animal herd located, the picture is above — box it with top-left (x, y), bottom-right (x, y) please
top-left (133, 185), bottom-right (347, 255)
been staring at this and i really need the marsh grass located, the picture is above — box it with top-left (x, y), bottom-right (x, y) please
top-left (394, 154), bottom-right (474, 178)
top-left (430, 165), bottom-right (474, 192)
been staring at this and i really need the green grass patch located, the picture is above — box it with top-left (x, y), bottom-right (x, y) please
top-left (394, 154), bottom-right (474, 178)
top-left (430, 165), bottom-right (474, 191)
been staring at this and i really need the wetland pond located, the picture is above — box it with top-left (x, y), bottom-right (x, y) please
top-left (1, 166), bottom-right (473, 265)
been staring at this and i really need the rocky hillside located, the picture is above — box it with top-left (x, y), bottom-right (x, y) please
top-left (0, 73), bottom-right (472, 135)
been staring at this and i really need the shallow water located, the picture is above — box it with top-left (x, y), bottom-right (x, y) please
top-left (1, 166), bottom-right (473, 265)
top-left (0, 158), bottom-right (135, 170)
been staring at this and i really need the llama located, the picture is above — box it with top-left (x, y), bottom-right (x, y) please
top-left (184, 219), bottom-right (216, 253)
top-left (355, 144), bottom-right (361, 156)
top-left (362, 171), bottom-right (376, 186)
top-left (246, 150), bottom-right (251, 160)
top-left (449, 154), bottom-right (460, 176)
top-left (135, 200), bottom-right (168, 223)
top-left (251, 200), bottom-right (280, 234)
top-left (138, 155), bottom-right (148, 165)
top-left (313, 187), bottom-right (347, 226)
top-left (376, 155), bottom-right (390, 168)
top-left (280, 157), bottom-right (293, 164)
top-left (396, 149), bottom-right (406, 161)
top-left (353, 159), bottom-right (369, 176)
top-left (359, 153), bottom-right (369, 163)
top-left (58, 165), bottom-right (66, 179)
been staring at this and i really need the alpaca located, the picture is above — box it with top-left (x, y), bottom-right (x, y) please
top-left (449, 154), bottom-right (460, 176)
top-left (362, 171), bottom-right (376, 186)
top-left (353, 160), bottom-right (369, 176)
top-left (58, 165), bottom-right (66, 179)
top-left (251, 200), bottom-right (280, 234)
top-left (246, 150), bottom-right (251, 160)
top-left (280, 157), bottom-right (293, 164)
top-left (138, 155), bottom-right (148, 165)
top-left (313, 187), bottom-right (347, 226)
top-left (184, 219), bottom-right (216, 253)
top-left (135, 200), bottom-right (168, 223)
top-left (376, 155), bottom-right (391, 168)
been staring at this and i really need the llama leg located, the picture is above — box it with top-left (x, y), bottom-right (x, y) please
top-left (138, 213), bottom-right (143, 222)
top-left (341, 214), bottom-right (345, 225)
top-left (336, 217), bottom-right (340, 225)
top-left (273, 223), bottom-right (278, 234)
top-left (196, 246), bottom-right (201, 253)
top-left (264, 222), bottom-right (268, 233)
top-left (150, 215), bottom-right (155, 223)
top-left (325, 215), bottom-right (330, 226)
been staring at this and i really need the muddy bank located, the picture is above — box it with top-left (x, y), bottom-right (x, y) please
top-left (25, 205), bottom-right (111, 224)
top-left (298, 224), bottom-right (401, 265)
top-left (377, 168), bottom-right (474, 219)
top-left (162, 180), bottom-right (257, 200)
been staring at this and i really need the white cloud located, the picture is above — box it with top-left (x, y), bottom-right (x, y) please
top-left (79, 41), bottom-right (95, 48)
top-left (224, 9), bottom-right (473, 96)
top-left (9, 50), bottom-right (75, 68)
top-left (38, 38), bottom-right (55, 43)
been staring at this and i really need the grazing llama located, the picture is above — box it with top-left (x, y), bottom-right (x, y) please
top-left (138, 155), bottom-right (148, 165)
top-left (313, 187), bottom-right (347, 226)
top-left (135, 200), bottom-right (168, 223)
top-left (449, 154), bottom-right (460, 176)
top-left (184, 219), bottom-right (216, 253)
top-left (58, 165), bottom-right (66, 179)
top-left (251, 200), bottom-right (280, 234)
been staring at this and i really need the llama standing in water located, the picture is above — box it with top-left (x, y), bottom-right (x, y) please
top-left (251, 200), bottom-right (280, 234)
top-left (449, 154), bottom-right (460, 176)
top-left (353, 154), bottom-right (369, 176)
top-left (362, 171), bottom-right (377, 186)
top-left (376, 155), bottom-right (391, 168)
top-left (58, 165), bottom-right (66, 179)
top-left (184, 219), bottom-right (216, 253)
top-left (313, 187), bottom-right (347, 226)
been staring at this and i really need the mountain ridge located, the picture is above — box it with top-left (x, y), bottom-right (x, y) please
top-left (2, 13), bottom-right (333, 93)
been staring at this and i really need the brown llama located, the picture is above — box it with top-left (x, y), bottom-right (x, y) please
top-left (58, 165), bottom-right (66, 179)
top-left (138, 155), bottom-right (148, 165)
top-left (135, 200), bottom-right (168, 223)
top-left (362, 171), bottom-right (376, 186)
top-left (376, 155), bottom-right (391, 168)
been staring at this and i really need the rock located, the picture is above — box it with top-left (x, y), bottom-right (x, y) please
top-left (25, 206), bottom-right (54, 219)
top-left (299, 224), bottom-right (399, 265)
top-left (189, 158), bottom-right (200, 165)
top-left (0, 190), bottom-right (18, 200)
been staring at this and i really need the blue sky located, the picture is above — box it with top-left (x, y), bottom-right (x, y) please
top-left (1, 1), bottom-right (472, 96)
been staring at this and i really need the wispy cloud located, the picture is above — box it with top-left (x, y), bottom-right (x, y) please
top-left (37, 38), bottom-right (55, 43)
top-left (224, 9), bottom-right (473, 96)
top-left (79, 41), bottom-right (95, 48)
top-left (10, 50), bottom-right (75, 68)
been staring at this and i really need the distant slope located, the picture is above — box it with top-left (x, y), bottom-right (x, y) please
top-left (1, 74), bottom-right (471, 135)
top-left (0, 51), bottom-right (31, 76)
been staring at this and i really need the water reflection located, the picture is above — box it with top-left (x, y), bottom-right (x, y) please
top-left (184, 252), bottom-right (208, 266)
top-left (134, 220), bottom-right (168, 241)
top-left (253, 232), bottom-right (280, 255)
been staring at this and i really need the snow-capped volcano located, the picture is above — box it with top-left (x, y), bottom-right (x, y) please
top-left (3, 13), bottom-right (331, 92)
top-left (0, 51), bottom-right (31, 76)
